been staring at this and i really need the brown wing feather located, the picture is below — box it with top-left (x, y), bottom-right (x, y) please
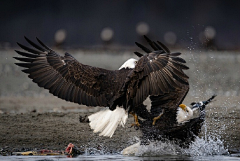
top-left (14, 37), bottom-right (130, 108)
top-left (128, 39), bottom-right (189, 113)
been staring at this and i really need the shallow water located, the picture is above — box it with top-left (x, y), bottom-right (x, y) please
top-left (0, 155), bottom-right (240, 161)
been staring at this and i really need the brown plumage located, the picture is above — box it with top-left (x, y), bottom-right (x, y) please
top-left (14, 36), bottom-right (189, 111)
top-left (14, 36), bottom-right (190, 138)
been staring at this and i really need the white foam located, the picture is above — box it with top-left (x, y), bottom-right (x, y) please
top-left (183, 136), bottom-right (228, 156)
top-left (122, 135), bottom-right (228, 157)
top-left (121, 142), bottom-right (140, 155)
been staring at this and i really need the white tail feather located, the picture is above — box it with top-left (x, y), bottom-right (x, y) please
top-left (88, 107), bottom-right (128, 138)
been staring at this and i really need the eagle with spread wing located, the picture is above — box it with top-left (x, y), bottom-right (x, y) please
top-left (14, 36), bottom-right (192, 138)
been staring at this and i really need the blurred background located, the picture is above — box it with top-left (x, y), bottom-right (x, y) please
top-left (0, 0), bottom-right (240, 113)
top-left (0, 0), bottom-right (240, 50)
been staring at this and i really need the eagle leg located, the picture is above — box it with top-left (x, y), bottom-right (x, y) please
top-left (130, 112), bottom-right (140, 127)
top-left (152, 109), bottom-right (164, 126)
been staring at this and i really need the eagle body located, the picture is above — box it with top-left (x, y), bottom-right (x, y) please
top-left (14, 36), bottom-right (190, 138)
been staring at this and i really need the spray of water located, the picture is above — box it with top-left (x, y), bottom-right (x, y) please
top-left (128, 108), bottom-right (230, 157)
top-left (130, 135), bottom-right (228, 157)
top-left (135, 140), bottom-right (181, 156)
top-left (183, 135), bottom-right (228, 156)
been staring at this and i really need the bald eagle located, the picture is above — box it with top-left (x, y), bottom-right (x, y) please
top-left (14, 36), bottom-right (191, 138)
top-left (121, 95), bottom-right (216, 155)
top-left (140, 95), bottom-right (216, 146)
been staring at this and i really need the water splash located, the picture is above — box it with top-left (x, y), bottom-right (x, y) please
top-left (129, 135), bottom-right (228, 157)
top-left (135, 141), bottom-right (181, 156)
top-left (183, 136), bottom-right (228, 156)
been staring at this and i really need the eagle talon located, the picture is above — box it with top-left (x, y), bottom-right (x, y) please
top-left (130, 122), bottom-right (140, 127)
top-left (130, 112), bottom-right (140, 129)
top-left (129, 122), bottom-right (140, 130)
top-left (134, 124), bottom-right (140, 130)
top-left (152, 109), bottom-right (164, 126)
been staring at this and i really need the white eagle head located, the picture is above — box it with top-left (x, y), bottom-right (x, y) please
top-left (176, 104), bottom-right (194, 124)
top-left (119, 58), bottom-right (138, 70)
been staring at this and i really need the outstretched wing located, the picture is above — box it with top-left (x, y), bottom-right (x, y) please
top-left (14, 37), bottom-right (130, 107)
top-left (127, 36), bottom-right (189, 113)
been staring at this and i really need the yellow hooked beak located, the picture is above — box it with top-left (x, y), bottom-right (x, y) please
top-left (179, 104), bottom-right (187, 111)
